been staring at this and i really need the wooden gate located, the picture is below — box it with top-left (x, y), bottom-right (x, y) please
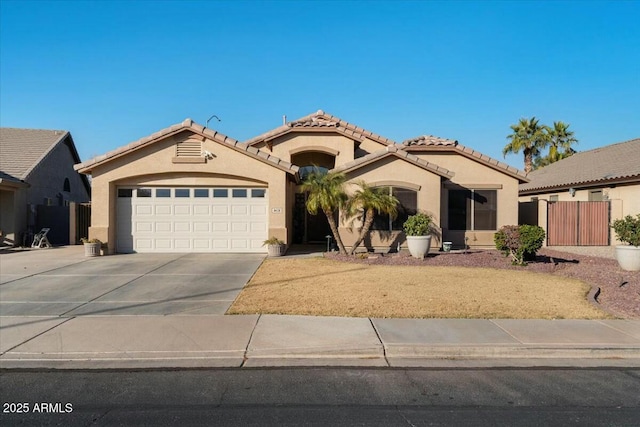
top-left (547, 201), bottom-right (609, 246)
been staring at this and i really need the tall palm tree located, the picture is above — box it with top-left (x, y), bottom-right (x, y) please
top-left (345, 182), bottom-right (398, 255)
top-left (503, 117), bottom-right (550, 174)
top-left (534, 121), bottom-right (578, 168)
top-left (300, 168), bottom-right (349, 255)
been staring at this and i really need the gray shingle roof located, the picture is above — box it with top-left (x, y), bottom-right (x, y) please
top-left (331, 145), bottom-right (454, 178)
top-left (519, 138), bottom-right (640, 193)
top-left (74, 119), bottom-right (300, 176)
top-left (0, 127), bottom-right (70, 180)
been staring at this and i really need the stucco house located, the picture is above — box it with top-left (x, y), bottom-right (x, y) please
top-left (75, 110), bottom-right (528, 254)
top-left (519, 138), bottom-right (640, 246)
top-left (0, 128), bottom-right (91, 246)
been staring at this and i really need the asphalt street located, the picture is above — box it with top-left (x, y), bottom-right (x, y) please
top-left (1, 367), bottom-right (639, 426)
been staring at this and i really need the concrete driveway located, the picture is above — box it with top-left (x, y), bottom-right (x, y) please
top-left (0, 246), bottom-right (265, 316)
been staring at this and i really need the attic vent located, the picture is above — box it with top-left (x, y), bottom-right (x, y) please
top-left (176, 139), bottom-right (202, 157)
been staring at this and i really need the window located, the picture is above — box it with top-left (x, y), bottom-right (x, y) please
top-left (175, 189), bottom-right (190, 198)
top-left (118, 189), bottom-right (132, 198)
top-left (549, 195), bottom-right (559, 202)
top-left (251, 189), bottom-right (266, 198)
top-left (371, 187), bottom-right (417, 231)
top-left (448, 189), bottom-right (497, 231)
top-left (137, 188), bottom-right (152, 198)
top-left (232, 189), bottom-right (247, 198)
top-left (194, 189), bottom-right (209, 198)
top-left (156, 189), bottom-right (171, 197)
top-left (63, 178), bottom-right (70, 192)
top-left (589, 190), bottom-right (603, 202)
top-left (213, 189), bottom-right (228, 198)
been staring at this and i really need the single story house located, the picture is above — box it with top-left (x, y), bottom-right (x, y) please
top-left (0, 128), bottom-right (91, 246)
top-left (519, 138), bottom-right (640, 246)
top-left (75, 110), bottom-right (528, 254)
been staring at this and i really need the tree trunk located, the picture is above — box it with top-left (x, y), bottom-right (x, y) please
top-left (524, 150), bottom-right (533, 174)
top-left (349, 208), bottom-right (375, 255)
top-left (323, 208), bottom-right (348, 255)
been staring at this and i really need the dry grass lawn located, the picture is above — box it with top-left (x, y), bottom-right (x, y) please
top-left (228, 258), bottom-right (610, 319)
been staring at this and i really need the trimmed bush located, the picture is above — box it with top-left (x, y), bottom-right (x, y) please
top-left (611, 214), bottom-right (640, 247)
top-left (494, 225), bottom-right (545, 265)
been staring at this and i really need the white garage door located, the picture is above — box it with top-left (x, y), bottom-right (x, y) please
top-left (116, 187), bottom-right (268, 253)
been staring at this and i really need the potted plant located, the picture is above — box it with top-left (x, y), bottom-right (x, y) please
top-left (611, 214), bottom-right (640, 271)
top-left (402, 213), bottom-right (434, 259)
top-left (81, 237), bottom-right (102, 257)
top-left (263, 237), bottom-right (286, 257)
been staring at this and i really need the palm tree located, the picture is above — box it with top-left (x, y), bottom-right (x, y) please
top-left (534, 121), bottom-right (578, 168)
top-left (503, 117), bottom-right (550, 174)
top-left (345, 182), bottom-right (399, 255)
top-left (300, 168), bottom-right (349, 255)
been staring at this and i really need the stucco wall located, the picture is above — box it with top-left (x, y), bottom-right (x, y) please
top-left (88, 131), bottom-right (292, 253)
top-left (338, 156), bottom-right (443, 251)
top-left (413, 151), bottom-right (521, 248)
top-left (264, 133), bottom-right (357, 166)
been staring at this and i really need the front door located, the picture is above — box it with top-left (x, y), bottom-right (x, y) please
top-left (293, 192), bottom-right (333, 244)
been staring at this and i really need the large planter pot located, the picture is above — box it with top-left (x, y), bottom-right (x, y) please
top-left (406, 235), bottom-right (432, 260)
top-left (267, 244), bottom-right (286, 257)
top-left (615, 245), bottom-right (640, 271)
top-left (84, 242), bottom-right (101, 257)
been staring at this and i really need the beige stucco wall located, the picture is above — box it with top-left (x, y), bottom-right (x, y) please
top-left (87, 131), bottom-right (292, 253)
top-left (262, 133), bottom-right (360, 166)
top-left (413, 152), bottom-right (521, 248)
top-left (519, 181), bottom-right (640, 246)
top-left (338, 156), bottom-right (443, 251)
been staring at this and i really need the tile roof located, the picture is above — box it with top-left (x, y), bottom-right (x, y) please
top-left (402, 135), bottom-right (529, 182)
top-left (0, 127), bottom-right (71, 180)
top-left (74, 119), bottom-right (300, 176)
top-left (243, 109), bottom-right (394, 147)
top-left (519, 138), bottom-right (640, 193)
top-left (331, 145), bottom-right (454, 178)
top-left (402, 134), bottom-right (458, 147)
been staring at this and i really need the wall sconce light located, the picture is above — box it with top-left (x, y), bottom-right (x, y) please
top-left (569, 188), bottom-right (576, 197)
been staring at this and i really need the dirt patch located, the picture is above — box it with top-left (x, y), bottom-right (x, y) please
top-left (228, 248), bottom-right (638, 319)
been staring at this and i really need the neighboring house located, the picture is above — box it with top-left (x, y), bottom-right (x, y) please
top-left (519, 138), bottom-right (640, 246)
top-left (74, 110), bottom-right (528, 254)
top-left (0, 128), bottom-right (91, 246)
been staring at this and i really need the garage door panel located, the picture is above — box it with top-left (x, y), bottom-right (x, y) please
top-left (156, 222), bottom-right (171, 232)
top-left (136, 222), bottom-right (153, 232)
top-left (174, 205), bottom-right (191, 215)
top-left (156, 205), bottom-right (172, 215)
top-left (213, 222), bottom-right (229, 232)
top-left (212, 206), bottom-right (229, 215)
top-left (193, 205), bottom-right (210, 215)
top-left (117, 187), bottom-right (268, 253)
top-left (136, 205), bottom-right (153, 215)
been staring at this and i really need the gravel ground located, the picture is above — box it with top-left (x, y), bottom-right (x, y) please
top-left (325, 249), bottom-right (640, 319)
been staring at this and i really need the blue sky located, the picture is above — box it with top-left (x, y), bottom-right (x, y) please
top-left (1, 0), bottom-right (638, 169)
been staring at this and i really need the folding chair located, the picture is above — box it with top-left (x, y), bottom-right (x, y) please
top-left (32, 228), bottom-right (52, 248)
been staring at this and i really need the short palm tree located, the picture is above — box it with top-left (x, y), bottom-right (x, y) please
top-left (503, 117), bottom-right (550, 174)
top-left (534, 121), bottom-right (578, 168)
top-left (345, 182), bottom-right (398, 255)
top-left (300, 168), bottom-right (348, 255)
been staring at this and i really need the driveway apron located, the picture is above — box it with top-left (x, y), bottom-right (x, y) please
top-left (0, 251), bottom-right (264, 316)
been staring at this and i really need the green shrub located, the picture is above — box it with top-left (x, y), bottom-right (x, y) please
top-left (494, 225), bottom-right (545, 265)
top-left (611, 214), bottom-right (640, 246)
top-left (402, 213), bottom-right (433, 236)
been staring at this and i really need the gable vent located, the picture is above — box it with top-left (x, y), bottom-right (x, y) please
top-left (176, 139), bottom-right (202, 157)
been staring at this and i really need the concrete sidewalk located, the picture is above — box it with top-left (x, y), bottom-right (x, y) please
top-left (1, 314), bottom-right (639, 369)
